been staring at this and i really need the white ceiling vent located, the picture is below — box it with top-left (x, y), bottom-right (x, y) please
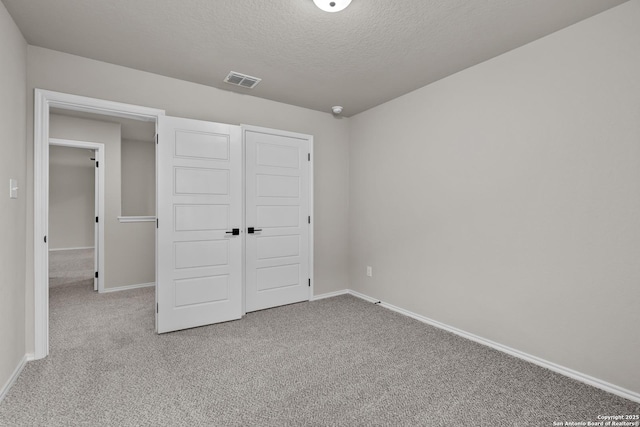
top-left (224, 71), bottom-right (261, 89)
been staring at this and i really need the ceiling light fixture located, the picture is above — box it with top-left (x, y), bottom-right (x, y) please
top-left (313, 0), bottom-right (352, 13)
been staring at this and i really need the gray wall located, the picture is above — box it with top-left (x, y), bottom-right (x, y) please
top-left (0, 1), bottom-right (27, 395)
top-left (25, 46), bottom-right (351, 354)
top-left (49, 145), bottom-right (95, 250)
top-left (49, 115), bottom-right (156, 290)
top-left (121, 139), bottom-right (155, 217)
top-left (349, 1), bottom-right (640, 394)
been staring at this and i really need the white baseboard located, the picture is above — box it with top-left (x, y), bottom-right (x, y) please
top-left (100, 282), bottom-right (155, 293)
top-left (310, 289), bottom-right (349, 301)
top-left (0, 354), bottom-right (28, 403)
top-left (347, 289), bottom-right (380, 304)
top-left (49, 246), bottom-right (94, 252)
top-left (346, 289), bottom-right (640, 404)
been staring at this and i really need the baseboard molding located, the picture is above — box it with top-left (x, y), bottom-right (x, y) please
top-left (310, 289), bottom-right (349, 301)
top-left (347, 289), bottom-right (381, 304)
top-left (49, 246), bottom-right (94, 252)
top-left (346, 289), bottom-right (640, 404)
top-left (100, 282), bottom-right (155, 293)
top-left (0, 354), bottom-right (29, 403)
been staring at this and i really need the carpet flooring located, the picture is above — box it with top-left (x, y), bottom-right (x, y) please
top-left (0, 283), bottom-right (637, 426)
top-left (48, 248), bottom-right (94, 288)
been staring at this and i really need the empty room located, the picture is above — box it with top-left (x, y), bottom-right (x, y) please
top-left (0, 0), bottom-right (639, 425)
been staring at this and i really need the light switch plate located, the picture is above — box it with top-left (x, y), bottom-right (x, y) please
top-left (9, 179), bottom-right (18, 199)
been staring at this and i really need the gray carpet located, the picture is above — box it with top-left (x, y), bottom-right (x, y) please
top-left (48, 248), bottom-right (94, 288)
top-left (0, 284), bottom-right (637, 426)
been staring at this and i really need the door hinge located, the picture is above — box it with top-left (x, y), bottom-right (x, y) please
top-left (44, 235), bottom-right (47, 243)
top-left (156, 134), bottom-right (158, 144)
top-left (95, 271), bottom-right (98, 278)
top-left (95, 161), bottom-right (99, 168)
top-left (308, 216), bottom-right (311, 224)
top-left (156, 303), bottom-right (159, 313)
top-left (308, 153), bottom-right (310, 161)
top-left (95, 216), bottom-right (98, 223)
top-left (308, 278), bottom-right (311, 287)
top-left (156, 218), bottom-right (159, 228)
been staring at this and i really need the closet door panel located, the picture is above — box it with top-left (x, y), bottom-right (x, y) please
top-left (157, 116), bottom-right (242, 333)
top-left (244, 127), bottom-right (312, 313)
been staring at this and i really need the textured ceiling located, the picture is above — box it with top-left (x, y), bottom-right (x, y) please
top-left (3, 0), bottom-right (628, 116)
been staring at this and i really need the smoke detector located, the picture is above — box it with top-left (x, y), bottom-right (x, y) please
top-left (314, 0), bottom-right (352, 12)
top-left (224, 71), bottom-right (262, 89)
top-left (332, 106), bottom-right (344, 115)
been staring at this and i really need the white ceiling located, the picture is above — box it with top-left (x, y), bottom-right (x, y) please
top-left (3, 0), bottom-right (628, 116)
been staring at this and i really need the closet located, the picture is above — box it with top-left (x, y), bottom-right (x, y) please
top-left (156, 117), bottom-right (312, 333)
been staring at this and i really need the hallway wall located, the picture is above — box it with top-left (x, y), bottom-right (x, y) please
top-left (49, 114), bottom-right (156, 290)
top-left (49, 145), bottom-right (95, 250)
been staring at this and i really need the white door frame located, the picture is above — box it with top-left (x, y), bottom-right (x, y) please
top-left (240, 124), bottom-right (314, 314)
top-left (48, 138), bottom-right (105, 292)
top-left (34, 89), bottom-right (165, 359)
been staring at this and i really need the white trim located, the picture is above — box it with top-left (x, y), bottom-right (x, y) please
top-left (154, 125), bottom-right (159, 333)
top-left (100, 282), bottom-right (156, 293)
top-left (240, 128), bottom-right (247, 316)
top-left (310, 289), bottom-right (349, 301)
top-left (49, 138), bottom-right (105, 294)
top-left (347, 289), bottom-right (380, 303)
top-left (346, 289), bottom-right (640, 404)
top-left (49, 137), bottom-right (102, 149)
top-left (117, 216), bottom-right (156, 223)
top-left (40, 89), bottom-right (163, 122)
top-left (34, 89), bottom-right (166, 360)
top-left (0, 355), bottom-right (28, 403)
top-left (34, 89), bottom-right (49, 361)
top-left (308, 136), bottom-right (314, 301)
top-left (48, 246), bottom-right (94, 252)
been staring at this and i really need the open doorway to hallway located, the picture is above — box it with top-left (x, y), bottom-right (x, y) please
top-left (48, 143), bottom-right (97, 292)
top-left (44, 109), bottom-right (157, 353)
top-left (33, 89), bottom-right (165, 359)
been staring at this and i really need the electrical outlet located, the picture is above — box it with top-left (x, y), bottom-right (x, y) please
top-left (366, 266), bottom-right (373, 277)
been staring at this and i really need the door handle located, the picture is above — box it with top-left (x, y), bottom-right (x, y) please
top-left (247, 227), bottom-right (262, 234)
top-left (225, 228), bottom-right (240, 236)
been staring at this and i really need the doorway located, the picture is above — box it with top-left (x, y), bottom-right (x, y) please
top-left (34, 89), bottom-right (164, 359)
top-left (48, 139), bottom-right (104, 292)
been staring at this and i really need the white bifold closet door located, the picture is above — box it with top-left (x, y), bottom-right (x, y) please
top-left (157, 116), bottom-right (242, 333)
top-left (244, 127), bottom-right (311, 313)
